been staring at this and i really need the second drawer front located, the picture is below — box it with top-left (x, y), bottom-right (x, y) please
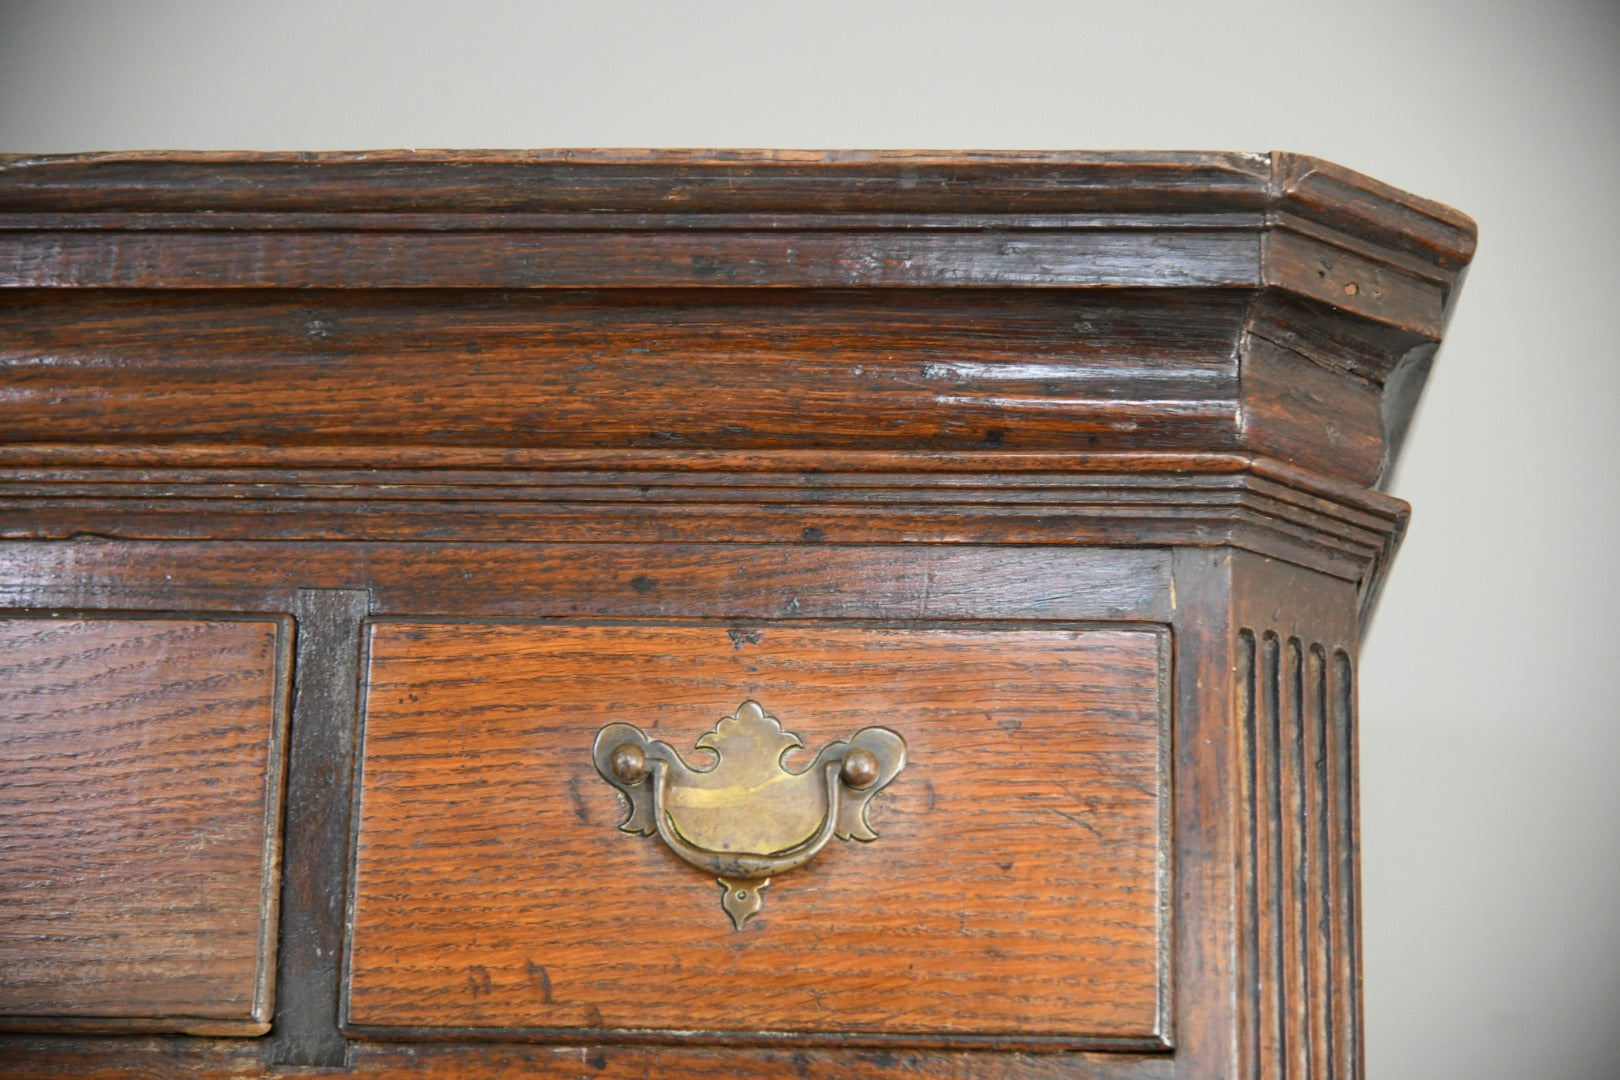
top-left (345, 621), bottom-right (1169, 1047)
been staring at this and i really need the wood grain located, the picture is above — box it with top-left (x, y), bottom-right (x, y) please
top-left (1231, 554), bottom-right (1361, 1079)
top-left (0, 151), bottom-right (1474, 1076)
top-left (0, 229), bottom-right (1267, 291)
top-left (0, 149), bottom-right (1280, 214)
top-left (0, 616), bottom-right (291, 1033)
top-left (0, 542), bottom-right (1175, 625)
top-left (266, 589), bottom-right (371, 1066)
top-left (1162, 548), bottom-right (1242, 1076)
top-left (0, 151), bottom-right (1474, 310)
top-left (0, 1035), bottom-right (1175, 1079)
top-left (345, 622), bottom-right (1169, 1047)
top-left (0, 289), bottom-right (1245, 452)
top-left (0, 149), bottom-right (1475, 493)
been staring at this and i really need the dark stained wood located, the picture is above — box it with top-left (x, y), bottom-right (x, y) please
top-left (0, 151), bottom-right (1473, 1077)
top-left (1164, 548), bottom-right (1243, 1076)
top-left (0, 1036), bottom-right (1175, 1079)
top-left (0, 151), bottom-right (1473, 484)
top-left (1235, 334), bottom-right (1387, 487)
top-left (0, 616), bottom-right (291, 1034)
top-left (0, 228), bottom-right (1268, 291)
top-left (266, 589), bottom-right (371, 1066)
top-left (0, 149), bottom-right (1466, 247)
top-left (0, 542), bottom-right (1176, 625)
top-left (0, 149), bottom-right (1280, 213)
top-left (1229, 554), bottom-right (1362, 1079)
top-left (0, 289), bottom-right (1246, 452)
top-left (345, 622), bottom-right (1168, 1048)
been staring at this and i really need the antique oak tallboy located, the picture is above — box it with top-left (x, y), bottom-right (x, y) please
top-left (0, 152), bottom-right (1474, 1079)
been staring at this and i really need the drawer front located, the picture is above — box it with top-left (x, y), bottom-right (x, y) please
top-left (0, 616), bottom-right (291, 1034)
top-left (345, 621), bottom-right (1170, 1048)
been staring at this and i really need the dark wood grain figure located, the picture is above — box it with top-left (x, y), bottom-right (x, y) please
top-left (346, 622), bottom-right (1167, 1046)
top-left (0, 616), bottom-right (291, 1034)
top-left (0, 151), bottom-right (1474, 1078)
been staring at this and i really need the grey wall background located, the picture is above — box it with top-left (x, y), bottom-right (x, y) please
top-left (2, 1), bottom-right (1616, 1075)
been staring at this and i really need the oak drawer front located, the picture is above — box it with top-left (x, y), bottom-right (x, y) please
top-left (345, 621), bottom-right (1170, 1048)
top-left (0, 616), bottom-right (291, 1035)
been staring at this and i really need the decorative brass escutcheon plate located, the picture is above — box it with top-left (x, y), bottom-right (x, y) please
top-left (592, 701), bottom-right (906, 929)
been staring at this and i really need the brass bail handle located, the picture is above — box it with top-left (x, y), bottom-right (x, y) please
top-left (592, 700), bottom-right (906, 929)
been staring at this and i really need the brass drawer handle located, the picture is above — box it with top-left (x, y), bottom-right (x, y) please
top-left (592, 700), bottom-right (905, 928)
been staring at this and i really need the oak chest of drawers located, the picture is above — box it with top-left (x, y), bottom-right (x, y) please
top-left (0, 151), bottom-right (1474, 1078)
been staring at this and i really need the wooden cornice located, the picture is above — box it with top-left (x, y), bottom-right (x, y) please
top-left (0, 150), bottom-right (1473, 306)
top-left (0, 151), bottom-right (1474, 613)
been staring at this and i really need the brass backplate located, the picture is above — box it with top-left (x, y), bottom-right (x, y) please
top-left (592, 700), bottom-right (905, 928)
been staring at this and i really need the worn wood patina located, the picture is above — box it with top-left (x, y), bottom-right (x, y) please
top-left (0, 150), bottom-right (1474, 1078)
